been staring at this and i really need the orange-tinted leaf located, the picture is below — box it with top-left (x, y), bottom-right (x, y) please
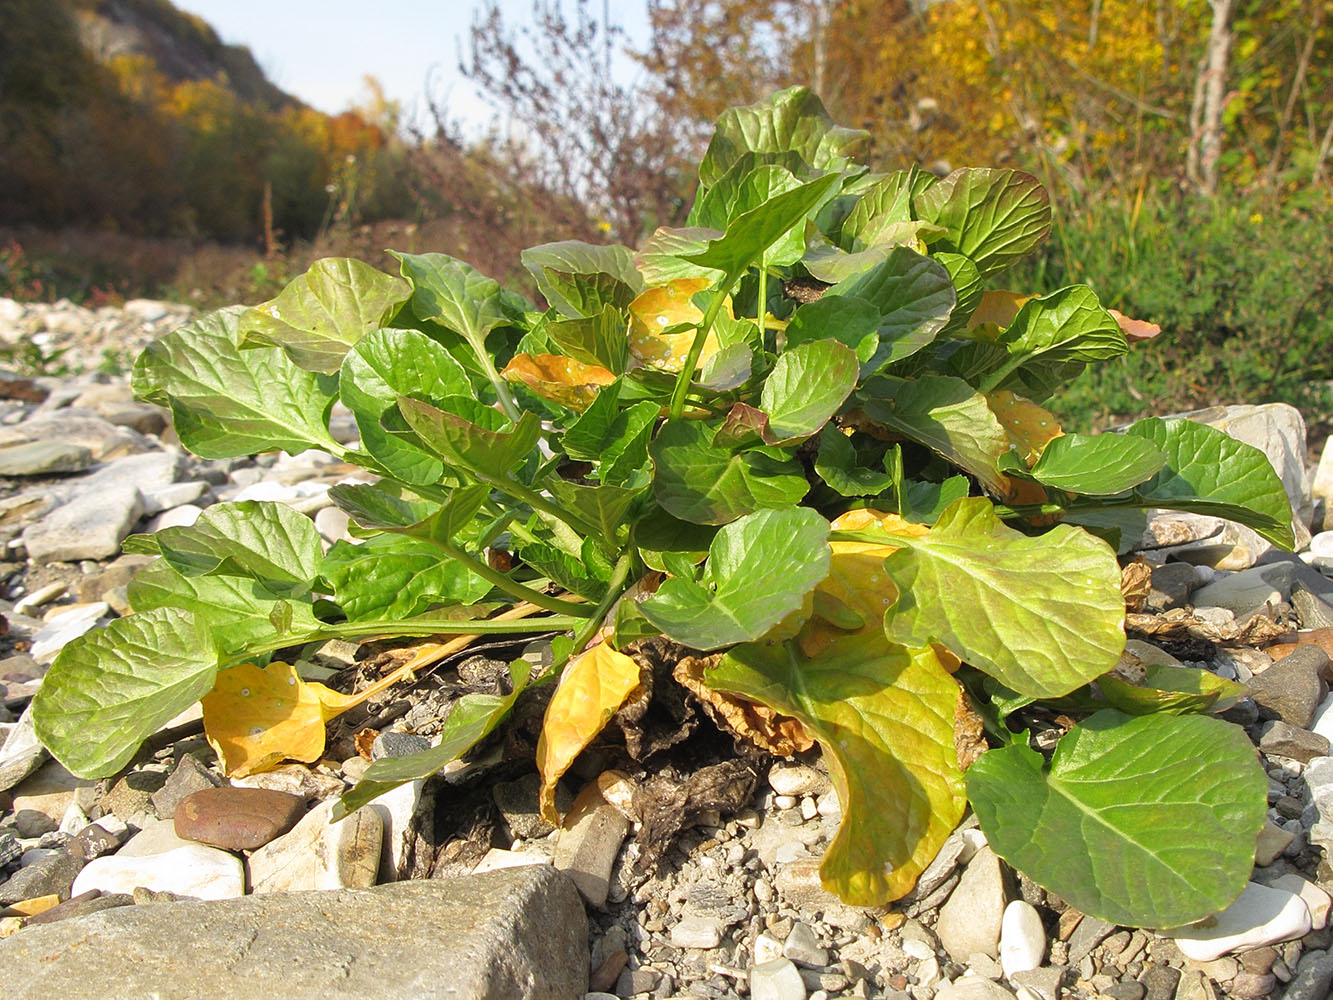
top-left (501, 353), bottom-right (616, 411)
top-left (966, 290), bottom-right (1033, 336)
top-left (202, 661), bottom-right (354, 778)
top-left (627, 278), bottom-right (721, 372)
top-left (1109, 309), bottom-right (1162, 343)
top-left (536, 642), bottom-right (644, 823)
top-left (673, 654), bottom-right (815, 755)
top-left (987, 390), bottom-right (1063, 511)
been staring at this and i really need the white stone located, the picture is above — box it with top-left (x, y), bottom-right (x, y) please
top-left (12, 581), bottom-right (67, 615)
top-left (471, 848), bottom-right (551, 874)
top-left (903, 938), bottom-right (935, 960)
top-left (768, 763), bottom-right (830, 796)
top-left (138, 480), bottom-right (209, 515)
top-left (749, 958), bottom-right (808, 1000)
top-left (366, 778), bottom-right (423, 883)
top-left (72, 843), bottom-right (244, 900)
top-left (958, 826), bottom-right (988, 863)
top-left (1304, 755), bottom-right (1333, 823)
top-left (144, 503), bottom-right (203, 533)
top-left (999, 899), bottom-right (1045, 977)
top-left (315, 505), bottom-right (351, 543)
top-left (21, 485), bottom-right (143, 564)
top-left (117, 818), bottom-right (201, 858)
top-left (247, 798), bottom-right (382, 893)
top-left (815, 790), bottom-right (840, 819)
top-left (1311, 531), bottom-right (1333, 570)
top-left (754, 931), bottom-right (784, 964)
top-left (936, 846), bottom-right (1007, 961)
top-left (553, 788), bottom-right (630, 908)
top-left (0, 704), bottom-right (47, 793)
top-left (917, 955), bottom-right (942, 986)
top-left (29, 603), bottom-right (109, 662)
top-left (670, 915), bottom-right (724, 949)
top-left (1191, 564), bottom-right (1293, 621)
top-left (1271, 873), bottom-right (1332, 930)
top-left (937, 979), bottom-right (1025, 1000)
top-left (782, 921), bottom-right (828, 967)
top-left (1171, 881), bottom-right (1311, 961)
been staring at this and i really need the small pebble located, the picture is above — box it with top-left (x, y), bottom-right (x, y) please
top-left (173, 786), bottom-right (307, 851)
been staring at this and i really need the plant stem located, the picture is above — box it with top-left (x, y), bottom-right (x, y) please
top-left (471, 339), bottom-right (522, 422)
top-left (429, 533), bottom-right (595, 616)
top-left (232, 613), bottom-right (588, 666)
top-left (977, 351), bottom-right (1031, 394)
top-left (538, 551), bottom-right (636, 683)
top-left (756, 266), bottom-right (768, 341)
top-left (667, 285), bottom-right (731, 421)
top-left (476, 471), bottom-right (602, 542)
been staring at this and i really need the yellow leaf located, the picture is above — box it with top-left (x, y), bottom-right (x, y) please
top-left (627, 277), bottom-right (721, 372)
top-left (987, 390), bottom-right (1063, 511)
top-left (965, 290), bottom-right (1033, 336)
top-left (501, 353), bottom-right (616, 412)
top-left (535, 642), bottom-right (643, 824)
top-left (202, 661), bottom-right (358, 778)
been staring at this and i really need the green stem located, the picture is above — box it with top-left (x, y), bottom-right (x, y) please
top-left (470, 337), bottom-right (522, 422)
top-left (477, 471), bottom-right (602, 542)
top-left (230, 614), bottom-right (588, 666)
top-left (976, 351), bottom-right (1031, 394)
top-left (536, 552), bottom-right (636, 683)
top-left (429, 534), bottom-right (595, 617)
top-left (756, 266), bottom-right (768, 341)
top-left (667, 285), bottom-right (732, 421)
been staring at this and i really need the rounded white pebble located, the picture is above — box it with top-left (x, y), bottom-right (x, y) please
top-left (999, 899), bottom-right (1046, 977)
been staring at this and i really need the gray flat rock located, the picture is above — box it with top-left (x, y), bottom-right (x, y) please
top-left (0, 866), bottom-right (589, 999)
top-left (21, 484), bottom-right (143, 563)
top-left (0, 440), bottom-right (94, 476)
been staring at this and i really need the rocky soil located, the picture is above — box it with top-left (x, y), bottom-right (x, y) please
top-left (3, 296), bottom-right (1333, 999)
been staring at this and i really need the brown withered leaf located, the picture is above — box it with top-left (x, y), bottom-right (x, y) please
top-left (631, 758), bottom-right (761, 873)
top-left (1266, 626), bottom-right (1333, 665)
top-left (953, 692), bottom-right (987, 772)
top-left (673, 654), bottom-right (814, 756)
top-left (353, 728), bottom-right (378, 761)
top-left (608, 637), bottom-right (698, 761)
top-left (1126, 608), bottom-right (1288, 647)
top-left (1120, 560), bottom-right (1153, 613)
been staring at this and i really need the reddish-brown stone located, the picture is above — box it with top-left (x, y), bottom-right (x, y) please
top-left (174, 787), bottom-right (307, 851)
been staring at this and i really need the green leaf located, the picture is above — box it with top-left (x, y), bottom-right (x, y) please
top-left (841, 171), bottom-right (913, 246)
top-left (966, 710), bottom-right (1267, 926)
top-left (699, 343), bottom-right (756, 391)
top-left (993, 285), bottom-right (1127, 377)
top-left (692, 164), bottom-right (811, 269)
top-left (815, 426), bottom-right (895, 498)
top-left (1026, 432), bottom-right (1167, 497)
top-left (936, 253), bottom-right (984, 335)
top-left (859, 376), bottom-right (1010, 495)
top-left (152, 501), bottom-right (323, 596)
top-left (698, 86), bottom-right (867, 188)
top-left (128, 559), bottom-right (318, 653)
top-left (1125, 418), bottom-right (1296, 549)
top-left (634, 227), bottom-right (725, 285)
top-left (1098, 663), bottom-right (1248, 716)
top-left (785, 296), bottom-right (880, 364)
top-left (322, 533), bottom-right (492, 620)
top-left (711, 640), bottom-right (965, 906)
top-left (515, 540), bottom-right (607, 600)
top-left (903, 476), bottom-right (971, 524)
top-left (338, 660), bottom-right (533, 814)
top-left (545, 304), bottom-right (630, 373)
top-left (32, 608), bottom-right (221, 778)
top-left (707, 527), bottom-right (966, 905)
top-left (825, 247), bottom-right (956, 370)
top-left (650, 419), bottom-right (809, 525)
top-left (398, 397), bottom-right (541, 477)
top-left (546, 478), bottom-right (647, 546)
top-left (327, 482), bottom-right (437, 531)
top-left (340, 328), bottom-right (471, 485)
top-left (640, 508), bottom-right (831, 649)
top-left (681, 173), bottom-right (841, 284)
top-left (132, 307), bottom-right (339, 458)
top-left (634, 508), bottom-right (717, 572)
top-left (915, 168), bottom-right (1051, 277)
top-left (881, 497), bottom-right (1125, 698)
top-left (760, 339), bottom-right (859, 441)
top-left (391, 252), bottom-right (515, 375)
top-left (520, 242), bottom-right (644, 318)
top-left (239, 258), bottom-right (411, 373)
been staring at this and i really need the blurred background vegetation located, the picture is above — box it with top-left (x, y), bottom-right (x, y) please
top-left (1, 0), bottom-right (1330, 429)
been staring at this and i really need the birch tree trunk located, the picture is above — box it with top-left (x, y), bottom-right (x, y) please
top-left (1186, 0), bottom-right (1235, 196)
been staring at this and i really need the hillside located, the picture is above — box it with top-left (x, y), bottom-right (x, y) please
top-left (0, 0), bottom-right (394, 244)
top-left (69, 0), bottom-right (296, 111)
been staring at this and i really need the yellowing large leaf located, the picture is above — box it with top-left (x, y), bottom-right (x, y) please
top-left (501, 353), bottom-right (616, 411)
top-left (202, 659), bottom-right (409, 778)
top-left (706, 529), bottom-right (965, 906)
top-left (987, 389), bottom-right (1062, 510)
top-left (627, 278), bottom-right (721, 372)
top-left (202, 662), bottom-right (351, 777)
top-left (536, 642), bottom-right (643, 823)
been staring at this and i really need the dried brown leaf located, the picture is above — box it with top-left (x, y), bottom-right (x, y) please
top-left (1120, 560), bottom-right (1153, 613)
top-left (673, 654), bottom-right (814, 755)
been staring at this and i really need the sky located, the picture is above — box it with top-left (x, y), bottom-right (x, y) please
top-left (170, 0), bottom-right (650, 133)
